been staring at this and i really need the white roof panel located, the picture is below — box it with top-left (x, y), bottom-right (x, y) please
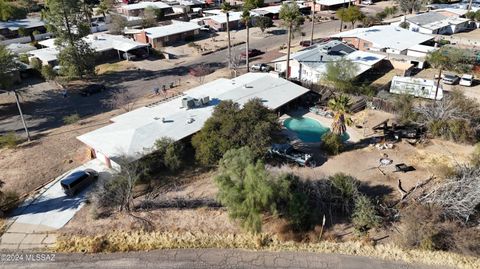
top-left (121, 2), bottom-right (171, 11)
top-left (331, 25), bottom-right (434, 51)
top-left (206, 12), bottom-right (243, 24)
top-left (145, 20), bottom-right (201, 39)
top-left (77, 73), bottom-right (310, 161)
top-left (317, 0), bottom-right (355, 6)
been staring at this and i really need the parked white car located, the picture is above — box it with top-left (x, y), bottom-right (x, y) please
top-left (362, 0), bottom-right (373, 5)
top-left (459, 74), bottom-right (474, 87)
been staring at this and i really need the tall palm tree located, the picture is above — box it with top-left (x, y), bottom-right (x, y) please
top-left (221, 2), bottom-right (233, 69)
top-left (279, 2), bottom-right (302, 79)
top-left (242, 9), bottom-right (251, 72)
top-left (328, 95), bottom-right (352, 136)
top-left (310, 0), bottom-right (316, 45)
top-left (96, 0), bottom-right (113, 20)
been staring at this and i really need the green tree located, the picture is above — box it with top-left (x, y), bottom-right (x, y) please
top-left (352, 195), bottom-right (381, 234)
top-left (321, 132), bottom-right (343, 155)
top-left (322, 59), bottom-right (358, 93)
top-left (0, 0), bottom-right (28, 21)
top-left (254, 16), bottom-right (273, 33)
top-left (337, 6), bottom-right (365, 29)
top-left (399, 21), bottom-right (410, 29)
top-left (58, 40), bottom-right (96, 80)
top-left (396, 0), bottom-right (424, 14)
top-left (328, 94), bottom-right (352, 136)
top-left (279, 2), bottom-right (303, 79)
top-left (192, 99), bottom-right (280, 166)
top-left (0, 44), bottom-right (18, 90)
top-left (221, 2), bottom-right (233, 69)
top-left (215, 147), bottom-right (276, 233)
top-left (242, 0), bottom-right (263, 73)
top-left (45, 0), bottom-right (95, 79)
top-left (274, 173), bottom-right (310, 230)
top-left (96, 0), bottom-right (114, 19)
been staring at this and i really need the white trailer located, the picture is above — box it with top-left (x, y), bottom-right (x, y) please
top-left (390, 76), bottom-right (444, 100)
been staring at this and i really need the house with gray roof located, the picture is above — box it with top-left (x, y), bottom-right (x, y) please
top-left (272, 40), bottom-right (385, 84)
top-left (398, 12), bottom-right (470, 35)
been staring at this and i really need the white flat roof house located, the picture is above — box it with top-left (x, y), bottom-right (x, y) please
top-left (392, 12), bottom-right (470, 35)
top-left (30, 34), bottom-right (148, 64)
top-left (273, 40), bottom-right (385, 84)
top-left (77, 73), bottom-right (310, 169)
top-left (331, 25), bottom-right (435, 55)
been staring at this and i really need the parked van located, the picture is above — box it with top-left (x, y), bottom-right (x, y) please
top-left (60, 169), bottom-right (98, 196)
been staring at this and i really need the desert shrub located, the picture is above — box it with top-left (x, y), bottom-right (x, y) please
top-left (394, 94), bottom-right (418, 124)
top-left (18, 53), bottom-right (29, 64)
top-left (352, 195), bottom-right (381, 235)
top-left (330, 173), bottom-right (359, 214)
top-left (0, 190), bottom-right (20, 213)
top-left (0, 132), bottom-right (19, 148)
top-left (396, 203), bottom-right (447, 251)
top-left (470, 143), bottom-right (480, 168)
top-left (41, 64), bottom-right (56, 81)
top-left (63, 113), bottom-right (81, 124)
top-left (29, 57), bottom-right (42, 70)
top-left (153, 137), bottom-right (185, 172)
top-left (321, 132), bottom-right (343, 155)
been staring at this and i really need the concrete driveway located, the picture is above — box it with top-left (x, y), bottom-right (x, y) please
top-left (0, 159), bottom-right (111, 250)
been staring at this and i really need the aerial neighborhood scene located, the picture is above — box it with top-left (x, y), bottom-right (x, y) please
top-left (1, 0), bottom-right (480, 268)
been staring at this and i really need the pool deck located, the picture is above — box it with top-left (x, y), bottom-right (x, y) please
top-left (280, 111), bottom-right (364, 143)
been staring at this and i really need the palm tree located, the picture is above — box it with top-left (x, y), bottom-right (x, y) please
top-left (279, 2), bottom-right (302, 79)
top-left (426, 49), bottom-right (448, 102)
top-left (242, 9), bottom-right (252, 72)
top-left (310, 0), bottom-right (316, 45)
top-left (96, 0), bottom-right (113, 19)
top-left (328, 95), bottom-right (352, 136)
top-left (221, 2), bottom-right (233, 69)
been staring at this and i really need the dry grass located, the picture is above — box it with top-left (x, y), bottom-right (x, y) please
top-left (95, 61), bottom-right (136, 75)
top-left (54, 231), bottom-right (480, 269)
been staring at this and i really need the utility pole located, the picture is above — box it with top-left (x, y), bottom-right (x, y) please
top-left (1, 90), bottom-right (31, 141)
top-left (13, 90), bottom-right (31, 141)
top-left (310, 0), bottom-right (316, 45)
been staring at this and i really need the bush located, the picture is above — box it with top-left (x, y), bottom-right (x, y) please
top-left (330, 173), bottom-right (360, 214)
top-left (41, 65), bottom-right (56, 81)
top-left (18, 54), bottom-right (29, 64)
top-left (30, 57), bottom-right (42, 70)
top-left (352, 195), bottom-right (381, 234)
top-left (153, 137), bottom-right (185, 172)
top-left (321, 132), bottom-right (343, 155)
top-left (0, 190), bottom-right (20, 212)
top-left (63, 113), bottom-right (81, 125)
top-left (0, 132), bottom-right (19, 148)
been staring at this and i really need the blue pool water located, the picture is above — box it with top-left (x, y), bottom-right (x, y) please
top-left (283, 117), bottom-right (349, 143)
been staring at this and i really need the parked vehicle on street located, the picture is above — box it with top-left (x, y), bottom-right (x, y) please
top-left (60, 169), bottom-right (98, 196)
top-left (240, 49), bottom-right (263, 58)
top-left (251, 63), bottom-right (272, 72)
top-left (268, 144), bottom-right (315, 167)
top-left (362, 0), bottom-right (373, 5)
top-left (459, 74), bottom-right (474, 86)
top-left (299, 40), bottom-right (312, 47)
top-left (79, 84), bottom-right (106, 96)
top-left (442, 74), bottom-right (460, 85)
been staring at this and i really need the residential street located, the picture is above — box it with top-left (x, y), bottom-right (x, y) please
top-left (0, 249), bottom-right (453, 269)
top-left (0, 19), bottom-right (341, 136)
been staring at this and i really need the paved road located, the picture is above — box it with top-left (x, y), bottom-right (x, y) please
top-left (0, 249), bottom-right (452, 269)
top-left (0, 159), bottom-right (111, 250)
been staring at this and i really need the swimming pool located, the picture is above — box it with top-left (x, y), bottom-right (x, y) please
top-left (283, 117), bottom-right (349, 143)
